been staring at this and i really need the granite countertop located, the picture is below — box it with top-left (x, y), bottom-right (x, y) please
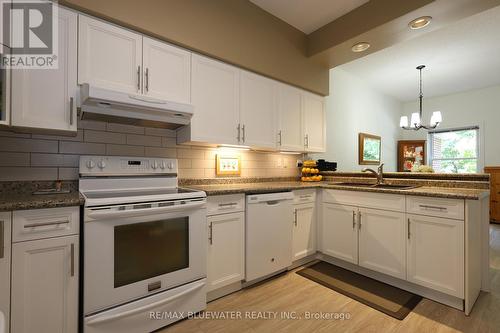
top-left (185, 181), bottom-right (490, 200)
top-left (0, 191), bottom-right (84, 212)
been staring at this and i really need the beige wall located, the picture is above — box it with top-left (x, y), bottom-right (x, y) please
top-left (60, 0), bottom-right (329, 95)
top-left (0, 121), bottom-right (300, 181)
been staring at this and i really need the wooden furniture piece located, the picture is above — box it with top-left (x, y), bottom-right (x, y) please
top-left (398, 140), bottom-right (426, 172)
top-left (484, 166), bottom-right (500, 223)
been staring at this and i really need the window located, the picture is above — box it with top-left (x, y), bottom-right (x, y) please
top-left (429, 127), bottom-right (479, 173)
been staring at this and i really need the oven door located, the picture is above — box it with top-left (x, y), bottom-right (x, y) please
top-left (84, 199), bottom-right (207, 314)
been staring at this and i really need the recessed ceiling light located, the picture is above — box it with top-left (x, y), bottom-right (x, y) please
top-left (409, 16), bottom-right (432, 30)
top-left (351, 42), bottom-right (370, 53)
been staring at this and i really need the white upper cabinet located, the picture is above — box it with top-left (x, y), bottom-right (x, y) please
top-left (239, 71), bottom-right (276, 149)
top-left (189, 54), bottom-right (240, 145)
top-left (303, 91), bottom-right (326, 152)
top-left (358, 208), bottom-right (406, 280)
top-left (11, 7), bottom-right (78, 132)
top-left (78, 15), bottom-right (142, 94)
top-left (277, 84), bottom-right (303, 151)
top-left (142, 37), bottom-right (191, 103)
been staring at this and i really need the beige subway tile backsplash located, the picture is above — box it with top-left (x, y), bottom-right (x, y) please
top-left (0, 121), bottom-right (301, 181)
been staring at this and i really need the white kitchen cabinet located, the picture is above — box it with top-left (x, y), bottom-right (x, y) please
top-left (321, 203), bottom-right (358, 264)
top-left (239, 71), bottom-right (276, 149)
top-left (11, 7), bottom-right (78, 133)
top-left (207, 212), bottom-right (245, 292)
top-left (78, 15), bottom-right (142, 94)
top-left (293, 202), bottom-right (316, 261)
top-left (0, 0), bottom-right (10, 47)
top-left (302, 91), bottom-right (326, 153)
top-left (186, 54), bottom-right (240, 145)
top-left (277, 84), bottom-right (303, 151)
top-left (407, 214), bottom-right (464, 298)
top-left (0, 212), bottom-right (11, 333)
top-left (11, 234), bottom-right (79, 333)
top-left (358, 208), bottom-right (406, 279)
top-left (142, 37), bottom-right (191, 103)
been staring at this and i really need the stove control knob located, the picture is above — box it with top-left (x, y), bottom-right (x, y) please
top-left (160, 161), bottom-right (166, 170)
top-left (152, 161), bottom-right (159, 170)
top-left (97, 160), bottom-right (106, 169)
top-left (86, 160), bottom-right (96, 169)
top-left (167, 162), bottom-right (174, 170)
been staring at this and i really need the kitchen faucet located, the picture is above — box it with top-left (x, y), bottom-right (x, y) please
top-left (362, 163), bottom-right (384, 185)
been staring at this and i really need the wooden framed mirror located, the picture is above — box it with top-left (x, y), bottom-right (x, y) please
top-left (359, 133), bottom-right (381, 165)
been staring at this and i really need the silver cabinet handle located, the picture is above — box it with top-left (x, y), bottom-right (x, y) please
top-left (358, 211), bottom-right (362, 230)
top-left (294, 209), bottom-right (298, 226)
top-left (70, 243), bottom-right (75, 277)
top-left (278, 130), bottom-right (282, 146)
top-left (352, 211), bottom-right (356, 229)
top-left (419, 204), bottom-right (447, 211)
top-left (242, 124), bottom-right (246, 143)
top-left (145, 68), bottom-right (149, 92)
top-left (407, 218), bottom-right (411, 240)
top-left (304, 134), bottom-right (309, 148)
top-left (0, 220), bottom-right (4, 259)
top-left (208, 222), bottom-right (213, 245)
top-left (69, 97), bottom-right (75, 125)
top-left (137, 65), bottom-right (141, 91)
top-left (237, 124), bottom-right (241, 143)
top-left (218, 202), bottom-right (237, 207)
top-left (24, 220), bottom-right (70, 229)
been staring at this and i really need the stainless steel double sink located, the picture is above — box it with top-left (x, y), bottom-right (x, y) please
top-left (329, 182), bottom-right (420, 190)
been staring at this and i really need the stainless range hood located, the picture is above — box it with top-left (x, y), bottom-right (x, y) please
top-left (79, 84), bottom-right (193, 129)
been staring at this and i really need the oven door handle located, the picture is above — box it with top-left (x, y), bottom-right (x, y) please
top-left (87, 200), bottom-right (205, 220)
top-left (85, 280), bottom-right (206, 326)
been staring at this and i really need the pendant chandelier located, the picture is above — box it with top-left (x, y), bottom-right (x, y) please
top-left (400, 65), bottom-right (442, 130)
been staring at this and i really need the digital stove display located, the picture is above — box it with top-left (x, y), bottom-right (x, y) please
top-left (128, 161), bottom-right (142, 165)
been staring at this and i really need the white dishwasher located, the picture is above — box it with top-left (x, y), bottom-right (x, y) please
top-left (246, 192), bottom-right (294, 281)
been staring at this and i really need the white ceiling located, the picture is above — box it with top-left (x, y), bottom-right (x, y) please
top-left (339, 5), bottom-right (500, 102)
top-left (249, 0), bottom-right (369, 34)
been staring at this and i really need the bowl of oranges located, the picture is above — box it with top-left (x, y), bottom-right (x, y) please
top-left (300, 160), bottom-right (323, 182)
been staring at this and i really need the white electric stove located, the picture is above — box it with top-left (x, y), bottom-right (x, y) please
top-left (79, 156), bottom-right (207, 333)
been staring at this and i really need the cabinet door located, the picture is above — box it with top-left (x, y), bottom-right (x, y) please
top-left (190, 54), bottom-right (239, 145)
top-left (407, 214), bottom-right (464, 298)
top-left (292, 203), bottom-right (316, 261)
top-left (78, 15), bottom-right (142, 94)
top-left (11, 7), bottom-right (77, 132)
top-left (142, 37), bottom-right (191, 103)
top-left (303, 92), bottom-right (326, 153)
top-left (207, 212), bottom-right (245, 292)
top-left (0, 212), bottom-right (11, 333)
top-left (358, 208), bottom-right (406, 279)
top-left (321, 203), bottom-right (358, 264)
top-left (239, 71), bottom-right (276, 149)
top-left (277, 84), bottom-right (303, 151)
top-left (11, 235), bottom-right (79, 333)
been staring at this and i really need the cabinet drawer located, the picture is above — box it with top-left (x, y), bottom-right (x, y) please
top-left (406, 196), bottom-right (464, 220)
top-left (207, 194), bottom-right (245, 216)
top-left (13, 206), bottom-right (80, 242)
top-left (293, 189), bottom-right (316, 204)
top-left (323, 189), bottom-right (405, 212)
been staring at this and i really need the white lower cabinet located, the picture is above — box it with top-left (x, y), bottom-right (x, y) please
top-left (0, 212), bottom-right (11, 333)
top-left (292, 190), bottom-right (316, 261)
top-left (358, 208), bottom-right (406, 279)
top-left (407, 214), bottom-right (464, 298)
top-left (11, 235), bottom-right (79, 333)
top-left (321, 203), bottom-right (358, 264)
top-left (207, 212), bottom-right (245, 292)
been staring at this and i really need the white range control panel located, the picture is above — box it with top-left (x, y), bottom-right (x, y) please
top-left (79, 156), bottom-right (178, 176)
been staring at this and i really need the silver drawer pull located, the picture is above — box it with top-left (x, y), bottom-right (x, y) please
top-left (299, 195), bottom-right (311, 199)
top-left (24, 220), bottom-right (70, 229)
top-left (218, 203), bottom-right (237, 208)
top-left (419, 204), bottom-right (447, 211)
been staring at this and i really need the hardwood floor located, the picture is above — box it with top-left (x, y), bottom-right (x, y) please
top-left (159, 225), bottom-right (500, 333)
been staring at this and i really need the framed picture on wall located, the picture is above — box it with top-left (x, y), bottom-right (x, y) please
top-left (216, 154), bottom-right (241, 176)
top-left (359, 133), bottom-right (381, 165)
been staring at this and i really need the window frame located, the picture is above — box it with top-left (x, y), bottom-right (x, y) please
top-left (428, 126), bottom-right (480, 174)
